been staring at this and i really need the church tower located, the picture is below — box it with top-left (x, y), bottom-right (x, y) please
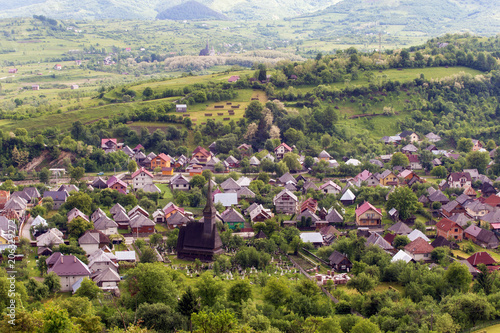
top-left (203, 180), bottom-right (216, 234)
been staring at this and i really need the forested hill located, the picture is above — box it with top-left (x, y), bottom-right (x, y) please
top-left (0, 0), bottom-right (499, 31)
top-left (156, 1), bottom-right (228, 21)
top-left (299, 0), bottom-right (500, 36)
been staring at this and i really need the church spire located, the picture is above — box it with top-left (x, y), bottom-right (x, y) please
top-left (203, 179), bottom-right (216, 234)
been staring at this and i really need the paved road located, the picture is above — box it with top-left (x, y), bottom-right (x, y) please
top-left (20, 216), bottom-right (32, 240)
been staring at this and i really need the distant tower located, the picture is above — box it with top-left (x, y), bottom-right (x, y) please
top-left (203, 180), bottom-right (216, 234)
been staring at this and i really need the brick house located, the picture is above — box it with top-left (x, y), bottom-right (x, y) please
top-left (192, 146), bottom-right (211, 164)
top-left (436, 218), bottom-right (464, 241)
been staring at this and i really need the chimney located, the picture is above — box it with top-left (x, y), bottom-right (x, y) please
top-left (74, 256), bottom-right (76, 263)
top-left (61, 257), bottom-right (63, 263)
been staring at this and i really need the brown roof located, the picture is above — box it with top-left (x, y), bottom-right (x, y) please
top-left (404, 237), bottom-right (434, 254)
top-left (436, 218), bottom-right (463, 232)
top-left (48, 254), bottom-right (91, 277)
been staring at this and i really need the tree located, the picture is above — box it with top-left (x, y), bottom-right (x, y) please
top-left (257, 64), bottom-right (267, 81)
top-left (445, 261), bottom-right (472, 293)
top-left (67, 217), bottom-right (94, 239)
top-left (126, 263), bottom-right (179, 306)
top-left (386, 186), bottom-right (419, 220)
top-left (442, 293), bottom-right (494, 327)
top-left (74, 278), bottom-right (102, 300)
top-left (245, 101), bottom-right (264, 122)
top-left (39, 167), bottom-right (51, 184)
top-left (393, 235), bottom-right (410, 249)
top-left (70, 166), bottom-right (85, 182)
top-left (42, 302), bottom-right (74, 333)
top-left (143, 87), bottom-right (153, 97)
top-left (63, 192), bottom-right (93, 215)
top-left (37, 255), bottom-right (48, 276)
top-left (347, 272), bottom-right (377, 294)
top-left (190, 175), bottom-right (206, 188)
top-left (136, 302), bottom-right (183, 332)
top-left (474, 263), bottom-right (493, 295)
top-left (30, 205), bottom-right (46, 218)
top-left (391, 152), bottom-right (409, 167)
top-left (466, 151), bottom-right (490, 174)
top-left (275, 161), bottom-right (289, 177)
top-left (42, 197), bottom-right (54, 211)
top-left (195, 272), bottom-right (224, 307)
top-left (457, 138), bottom-right (473, 153)
top-left (431, 165), bottom-right (447, 178)
top-left (139, 247), bottom-right (157, 263)
top-left (149, 233), bottom-right (163, 247)
top-left (263, 278), bottom-right (291, 307)
top-left (351, 319), bottom-right (381, 333)
top-left (282, 152), bottom-right (302, 172)
top-left (178, 286), bottom-right (199, 330)
top-left (227, 279), bottom-right (252, 304)
top-left (128, 160), bottom-right (138, 173)
top-left (191, 310), bottom-right (238, 333)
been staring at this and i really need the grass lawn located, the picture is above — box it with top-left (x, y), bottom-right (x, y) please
top-left (453, 241), bottom-right (500, 262)
top-left (113, 243), bottom-right (128, 251)
top-left (336, 281), bottom-right (404, 296)
top-left (157, 183), bottom-right (174, 208)
top-left (155, 223), bottom-right (168, 232)
top-left (474, 323), bottom-right (500, 332)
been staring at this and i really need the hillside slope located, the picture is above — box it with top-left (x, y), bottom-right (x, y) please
top-left (306, 0), bottom-right (500, 35)
top-left (0, 0), bottom-right (335, 20)
top-left (156, 1), bottom-right (228, 20)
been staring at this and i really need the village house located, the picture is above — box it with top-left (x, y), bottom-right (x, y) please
top-left (248, 204), bottom-right (273, 222)
top-left (328, 251), bottom-right (352, 271)
top-left (130, 214), bottom-right (156, 236)
top-left (238, 144), bottom-right (252, 156)
top-left (47, 253), bottom-right (91, 292)
top-left (176, 104), bottom-right (187, 112)
top-left (425, 132), bottom-right (441, 142)
top-left (78, 230), bottom-right (110, 255)
top-left (464, 224), bottom-right (499, 249)
top-left (151, 153), bottom-right (171, 170)
top-left (101, 138), bottom-right (118, 153)
top-left (435, 218), bottom-right (464, 241)
top-left (378, 170), bottom-right (399, 186)
top-left (192, 146), bottom-right (212, 164)
top-left (221, 207), bottom-right (246, 230)
top-left (355, 201), bottom-right (382, 227)
top-left (273, 189), bottom-right (298, 214)
top-left (319, 180), bottom-right (341, 194)
top-left (399, 130), bottom-right (419, 143)
top-left (441, 200), bottom-right (467, 217)
top-left (447, 172), bottom-right (472, 188)
top-left (472, 139), bottom-right (483, 151)
top-left (108, 178), bottom-right (128, 194)
top-left (131, 167), bottom-right (154, 190)
top-left (404, 237), bottom-right (434, 262)
top-left (170, 174), bottom-right (190, 191)
top-left (340, 189), bottom-right (356, 205)
top-left (274, 143), bottom-right (293, 160)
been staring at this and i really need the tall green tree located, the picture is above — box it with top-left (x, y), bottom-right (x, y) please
top-left (386, 186), bottom-right (419, 220)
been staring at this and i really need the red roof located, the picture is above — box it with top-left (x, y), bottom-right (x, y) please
top-left (155, 153), bottom-right (171, 162)
top-left (484, 195), bottom-right (500, 207)
top-left (274, 143), bottom-right (292, 152)
top-left (355, 201), bottom-right (382, 217)
top-left (436, 218), bottom-right (462, 232)
top-left (404, 237), bottom-right (434, 254)
top-left (407, 154), bottom-right (420, 163)
top-left (384, 233), bottom-right (396, 245)
top-left (467, 251), bottom-right (496, 266)
top-left (101, 138), bottom-right (117, 146)
top-left (134, 144), bottom-right (144, 151)
top-left (355, 170), bottom-right (372, 182)
top-left (193, 146), bottom-right (210, 157)
top-left (131, 167), bottom-right (154, 179)
top-left (228, 75), bottom-right (240, 82)
top-left (490, 223), bottom-right (500, 230)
